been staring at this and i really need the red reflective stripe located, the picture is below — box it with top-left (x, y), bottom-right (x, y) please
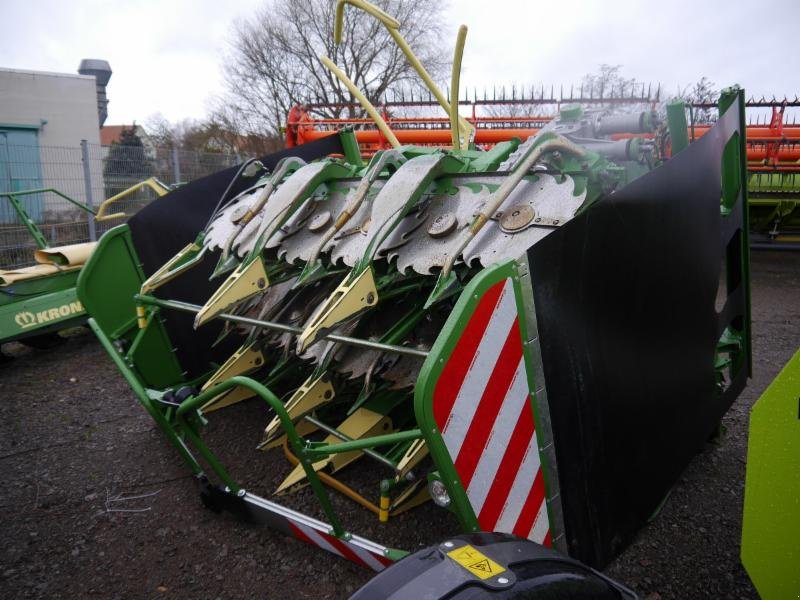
top-left (477, 402), bottom-right (535, 529)
top-left (453, 318), bottom-right (522, 488)
top-left (289, 521), bottom-right (393, 570)
top-left (288, 521), bottom-right (315, 546)
top-left (433, 280), bottom-right (505, 429)
top-left (542, 530), bottom-right (553, 548)
top-left (327, 536), bottom-right (370, 569)
top-left (512, 468), bottom-right (546, 538)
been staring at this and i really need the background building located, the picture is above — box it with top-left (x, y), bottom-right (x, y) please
top-left (0, 61), bottom-right (109, 222)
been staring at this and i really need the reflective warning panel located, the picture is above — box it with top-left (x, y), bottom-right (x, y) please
top-left (446, 544), bottom-right (506, 580)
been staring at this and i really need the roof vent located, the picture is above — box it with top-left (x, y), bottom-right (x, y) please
top-left (78, 59), bottom-right (112, 127)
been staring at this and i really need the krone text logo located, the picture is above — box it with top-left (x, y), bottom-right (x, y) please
top-left (14, 301), bottom-right (84, 329)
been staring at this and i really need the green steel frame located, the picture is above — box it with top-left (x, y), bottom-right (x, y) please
top-left (0, 188), bottom-right (96, 251)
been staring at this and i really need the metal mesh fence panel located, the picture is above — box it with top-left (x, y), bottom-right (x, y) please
top-left (0, 141), bottom-right (245, 269)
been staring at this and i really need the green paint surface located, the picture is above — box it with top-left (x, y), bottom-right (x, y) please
top-left (741, 348), bottom-right (800, 599)
top-left (0, 280), bottom-right (84, 342)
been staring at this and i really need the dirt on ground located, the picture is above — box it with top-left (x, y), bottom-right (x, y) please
top-left (1, 250), bottom-right (798, 600)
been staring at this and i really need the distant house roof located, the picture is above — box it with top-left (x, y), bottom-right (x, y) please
top-left (100, 124), bottom-right (144, 145)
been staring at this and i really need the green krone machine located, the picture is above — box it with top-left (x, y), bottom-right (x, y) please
top-left (77, 0), bottom-right (753, 592)
top-left (0, 180), bottom-right (168, 355)
top-left (0, 189), bottom-right (96, 351)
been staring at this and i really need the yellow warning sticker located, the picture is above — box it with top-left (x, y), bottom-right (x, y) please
top-left (446, 544), bottom-right (506, 580)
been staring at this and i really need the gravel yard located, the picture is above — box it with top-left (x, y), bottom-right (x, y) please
top-left (1, 250), bottom-right (797, 599)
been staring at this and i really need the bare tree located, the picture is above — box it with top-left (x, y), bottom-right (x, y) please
top-left (144, 113), bottom-right (281, 156)
top-left (677, 77), bottom-right (718, 123)
top-left (215, 0), bottom-right (449, 139)
top-left (581, 64), bottom-right (640, 99)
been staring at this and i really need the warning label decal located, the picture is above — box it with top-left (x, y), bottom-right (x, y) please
top-left (446, 544), bottom-right (506, 580)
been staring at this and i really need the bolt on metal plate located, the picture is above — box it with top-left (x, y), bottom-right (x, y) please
top-left (427, 212), bottom-right (457, 238)
top-left (307, 210), bottom-right (332, 232)
top-left (499, 204), bottom-right (535, 232)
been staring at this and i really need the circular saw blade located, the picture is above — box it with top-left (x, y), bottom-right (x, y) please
top-left (380, 307), bottom-right (447, 389)
top-left (265, 191), bottom-right (321, 251)
top-left (464, 174), bottom-right (586, 268)
top-left (326, 197), bottom-right (375, 268)
top-left (277, 186), bottom-right (353, 265)
top-left (329, 309), bottom-right (399, 381)
top-left (388, 182), bottom-right (488, 275)
top-left (203, 189), bottom-right (259, 251)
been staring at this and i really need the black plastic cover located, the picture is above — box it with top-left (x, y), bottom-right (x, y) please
top-left (126, 134), bottom-right (345, 376)
top-left (351, 532), bottom-right (637, 599)
top-left (527, 98), bottom-right (750, 567)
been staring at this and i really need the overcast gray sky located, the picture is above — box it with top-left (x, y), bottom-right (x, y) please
top-left (2, 0), bottom-right (797, 125)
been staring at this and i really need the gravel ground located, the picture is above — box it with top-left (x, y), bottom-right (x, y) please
top-left (1, 250), bottom-right (797, 599)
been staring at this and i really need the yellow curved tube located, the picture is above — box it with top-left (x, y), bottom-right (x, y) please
top-left (95, 177), bottom-right (170, 221)
top-left (335, 0), bottom-right (475, 149)
top-left (319, 55), bottom-right (401, 149)
top-left (450, 25), bottom-right (468, 149)
top-left (334, 0), bottom-right (399, 44)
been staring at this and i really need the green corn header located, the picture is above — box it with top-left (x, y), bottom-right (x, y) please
top-left (76, 0), bottom-right (752, 582)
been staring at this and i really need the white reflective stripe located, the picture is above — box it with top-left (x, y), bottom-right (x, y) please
top-left (295, 522), bottom-right (345, 559)
top-left (492, 434), bottom-right (541, 534)
top-left (528, 502), bottom-right (550, 543)
top-left (442, 278), bottom-right (516, 457)
top-left (350, 545), bottom-right (386, 572)
top-left (294, 520), bottom-right (385, 571)
top-left (464, 357), bottom-right (529, 515)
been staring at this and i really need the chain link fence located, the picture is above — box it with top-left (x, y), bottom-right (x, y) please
top-left (0, 142), bottom-right (243, 269)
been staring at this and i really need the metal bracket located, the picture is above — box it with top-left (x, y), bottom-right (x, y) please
top-left (199, 341), bottom-right (267, 412)
top-left (259, 373), bottom-right (335, 447)
top-left (297, 266), bottom-right (378, 352)
top-left (194, 256), bottom-right (269, 328)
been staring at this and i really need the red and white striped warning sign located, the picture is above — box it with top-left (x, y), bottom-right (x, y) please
top-left (287, 520), bottom-right (394, 572)
top-left (433, 277), bottom-right (550, 545)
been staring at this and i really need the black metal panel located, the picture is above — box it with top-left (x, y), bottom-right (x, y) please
top-left (126, 134), bottom-right (345, 376)
top-left (527, 98), bottom-right (749, 567)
